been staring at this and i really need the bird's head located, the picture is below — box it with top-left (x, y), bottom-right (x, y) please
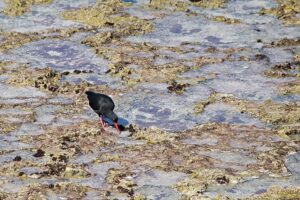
top-left (106, 111), bottom-right (120, 133)
top-left (106, 111), bottom-right (117, 122)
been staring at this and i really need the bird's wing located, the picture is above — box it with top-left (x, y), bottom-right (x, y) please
top-left (94, 94), bottom-right (115, 111)
top-left (105, 95), bottom-right (115, 109)
top-left (102, 95), bottom-right (115, 110)
top-left (88, 95), bottom-right (101, 112)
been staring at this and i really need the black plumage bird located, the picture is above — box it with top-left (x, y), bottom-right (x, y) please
top-left (85, 91), bottom-right (120, 133)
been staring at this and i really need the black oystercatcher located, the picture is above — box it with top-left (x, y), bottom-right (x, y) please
top-left (85, 91), bottom-right (120, 133)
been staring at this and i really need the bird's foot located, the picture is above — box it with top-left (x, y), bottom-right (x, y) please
top-left (103, 122), bottom-right (108, 128)
top-left (99, 118), bottom-right (107, 132)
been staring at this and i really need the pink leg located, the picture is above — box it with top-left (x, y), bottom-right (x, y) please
top-left (99, 117), bottom-right (106, 130)
top-left (102, 116), bottom-right (108, 127)
top-left (114, 122), bottom-right (121, 134)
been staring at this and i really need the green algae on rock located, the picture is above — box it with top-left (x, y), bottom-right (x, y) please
top-left (0, 61), bottom-right (11, 74)
top-left (95, 153), bottom-right (121, 163)
top-left (129, 125), bottom-right (176, 144)
top-left (16, 183), bottom-right (89, 199)
top-left (221, 97), bottom-right (300, 126)
top-left (193, 93), bottom-right (220, 114)
top-left (193, 100), bottom-right (212, 114)
top-left (268, 38), bottom-right (300, 47)
top-left (218, 97), bottom-right (300, 144)
top-left (193, 93), bottom-right (241, 114)
top-left (3, 0), bottom-right (53, 16)
top-left (0, 120), bottom-right (17, 134)
top-left (173, 178), bottom-right (207, 198)
top-left (191, 0), bottom-right (228, 9)
top-left (62, 0), bottom-right (152, 35)
top-left (63, 166), bottom-right (91, 178)
top-left (278, 80), bottom-right (300, 95)
top-left (6, 65), bottom-right (118, 97)
top-left (167, 80), bottom-right (190, 95)
top-left (25, 121), bottom-right (117, 155)
top-left (86, 39), bottom-right (223, 87)
top-left (143, 0), bottom-right (228, 11)
top-left (210, 15), bottom-right (241, 24)
top-left (248, 186), bottom-right (300, 200)
top-left (264, 61), bottom-right (299, 78)
top-left (259, 0), bottom-right (300, 25)
top-left (0, 0), bottom-right (299, 199)
top-left (173, 168), bottom-right (239, 198)
top-left (0, 32), bottom-right (40, 53)
top-left (106, 168), bottom-right (136, 197)
top-left (143, 0), bottom-right (189, 12)
top-left (0, 27), bottom-right (98, 53)
top-left (62, 0), bottom-right (128, 27)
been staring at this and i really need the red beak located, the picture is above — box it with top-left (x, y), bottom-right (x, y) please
top-left (114, 122), bottom-right (120, 134)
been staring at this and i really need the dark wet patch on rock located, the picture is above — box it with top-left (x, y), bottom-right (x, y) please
top-left (167, 80), bottom-right (190, 94)
top-left (13, 156), bottom-right (22, 161)
top-left (264, 61), bottom-right (300, 78)
top-left (33, 149), bottom-right (45, 157)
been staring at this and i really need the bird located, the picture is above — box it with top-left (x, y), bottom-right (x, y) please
top-left (85, 91), bottom-right (120, 133)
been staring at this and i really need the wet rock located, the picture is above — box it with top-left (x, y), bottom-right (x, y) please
top-left (137, 185), bottom-right (181, 200)
top-left (0, 0), bottom-right (299, 198)
top-left (196, 103), bottom-right (266, 127)
top-left (11, 39), bottom-right (109, 72)
top-left (135, 169), bottom-right (186, 187)
top-left (0, 83), bottom-right (45, 99)
top-left (285, 152), bottom-right (300, 176)
top-left (10, 123), bottom-right (44, 136)
top-left (199, 151), bottom-right (257, 166)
